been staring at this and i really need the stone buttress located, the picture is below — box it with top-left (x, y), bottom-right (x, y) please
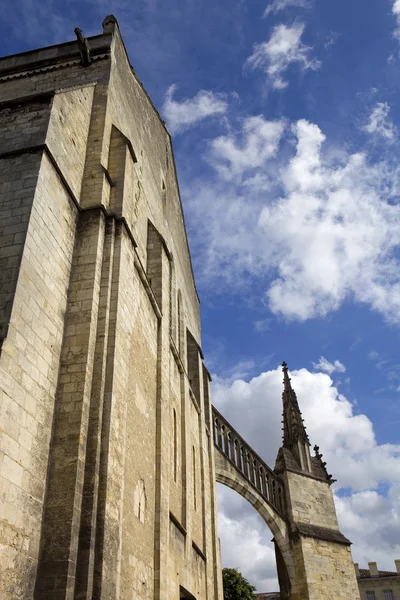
top-left (0, 16), bottom-right (222, 600)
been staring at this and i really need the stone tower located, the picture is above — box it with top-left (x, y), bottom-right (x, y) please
top-left (0, 16), bottom-right (222, 600)
top-left (212, 363), bottom-right (360, 599)
top-left (274, 363), bottom-right (360, 600)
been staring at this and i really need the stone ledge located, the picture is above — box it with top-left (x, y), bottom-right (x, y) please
top-left (293, 523), bottom-right (352, 546)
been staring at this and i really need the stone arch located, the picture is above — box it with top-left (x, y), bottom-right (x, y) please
top-left (214, 450), bottom-right (295, 593)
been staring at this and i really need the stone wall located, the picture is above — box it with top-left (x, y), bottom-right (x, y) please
top-left (285, 471), bottom-right (339, 530)
top-left (0, 151), bottom-right (78, 598)
top-left (283, 469), bottom-right (360, 600)
top-left (0, 16), bottom-right (222, 600)
top-left (292, 536), bottom-right (360, 600)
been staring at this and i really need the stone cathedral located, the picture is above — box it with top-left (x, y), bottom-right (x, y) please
top-left (0, 16), bottom-right (360, 600)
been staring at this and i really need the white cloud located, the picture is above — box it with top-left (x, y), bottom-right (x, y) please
top-left (262, 120), bottom-right (400, 321)
top-left (187, 117), bottom-right (400, 323)
top-left (217, 493), bottom-right (279, 591)
top-left (214, 366), bottom-right (400, 590)
top-left (313, 356), bottom-right (346, 375)
top-left (245, 23), bottom-right (320, 89)
top-left (364, 102), bottom-right (397, 142)
top-left (210, 116), bottom-right (286, 180)
top-left (263, 0), bottom-right (311, 18)
top-left (393, 0), bottom-right (400, 39)
top-left (162, 85), bottom-right (228, 134)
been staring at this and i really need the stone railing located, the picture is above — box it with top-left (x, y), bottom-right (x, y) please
top-left (212, 405), bottom-right (286, 517)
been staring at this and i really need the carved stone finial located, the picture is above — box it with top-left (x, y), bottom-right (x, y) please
top-left (102, 14), bottom-right (118, 34)
top-left (74, 28), bottom-right (91, 66)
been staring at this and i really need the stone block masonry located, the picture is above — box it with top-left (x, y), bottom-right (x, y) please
top-left (0, 14), bottom-right (361, 600)
top-left (0, 14), bottom-right (221, 600)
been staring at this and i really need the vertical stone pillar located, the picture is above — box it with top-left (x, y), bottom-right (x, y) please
top-left (150, 229), bottom-right (173, 600)
top-left (274, 539), bottom-right (292, 600)
top-left (34, 210), bottom-right (106, 600)
top-left (74, 218), bottom-right (116, 600)
top-left (91, 222), bottom-right (125, 600)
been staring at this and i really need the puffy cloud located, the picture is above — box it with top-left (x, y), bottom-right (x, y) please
top-left (364, 102), bottom-right (397, 142)
top-left (393, 0), bottom-right (400, 39)
top-left (213, 366), bottom-right (400, 590)
top-left (162, 85), bottom-right (227, 134)
top-left (217, 492), bottom-right (279, 592)
top-left (336, 487), bottom-right (400, 567)
top-left (312, 356), bottom-right (346, 375)
top-left (187, 118), bottom-right (400, 323)
top-left (245, 23), bottom-right (320, 89)
top-left (210, 116), bottom-right (286, 180)
top-left (263, 0), bottom-right (312, 18)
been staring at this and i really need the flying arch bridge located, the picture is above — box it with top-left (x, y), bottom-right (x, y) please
top-left (211, 388), bottom-right (361, 600)
top-left (212, 405), bottom-right (285, 518)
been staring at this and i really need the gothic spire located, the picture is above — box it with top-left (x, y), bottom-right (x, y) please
top-left (278, 362), bottom-right (336, 484)
top-left (281, 362), bottom-right (309, 450)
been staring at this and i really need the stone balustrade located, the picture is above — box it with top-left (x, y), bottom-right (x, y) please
top-left (212, 406), bottom-right (286, 516)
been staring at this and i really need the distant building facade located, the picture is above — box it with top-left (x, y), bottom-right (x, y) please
top-left (257, 561), bottom-right (400, 600)
top-left (355, 560), bottom-right (400, 600)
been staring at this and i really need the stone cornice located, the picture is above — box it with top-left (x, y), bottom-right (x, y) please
top-left (292, 522), bottom-right (352, 546)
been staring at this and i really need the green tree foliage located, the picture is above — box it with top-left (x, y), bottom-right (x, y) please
top-left (222, 568), bottom-right (256, 600)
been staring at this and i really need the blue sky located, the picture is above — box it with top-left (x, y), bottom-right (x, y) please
top-left (2, 0), bottom-right (400, 592)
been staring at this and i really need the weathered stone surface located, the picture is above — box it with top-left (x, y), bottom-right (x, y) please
top-left (0, 15), bottom-right (360, 600)
top-left (213, 372), bottom-right (361, 600)
top-left (0, 16), bottom-right (220, 600)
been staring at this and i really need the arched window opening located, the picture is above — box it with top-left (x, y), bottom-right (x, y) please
top-left (240, 446), bottom-right (246, 477)
top-left (246, 453), bottom-right (252, 482)
top-left (234, 439), bottom-right (240, 468)
top-left (214, 418), bottom-right (220, 446)
top-left (252, 459), bottom-right (258, 487)
top-left (265, 474), bottom-right (270, 501)
top-left (221, 425), bottom-right (226, 452)
top-left (259, 467), bottom-right (265, 495)
top-left (227, 433), bottom-right (232, 460)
